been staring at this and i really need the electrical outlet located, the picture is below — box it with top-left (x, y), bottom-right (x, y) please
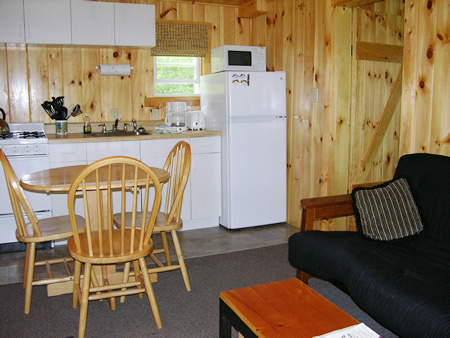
top-left (312, 88), bottom-right (318, 103)
top-left (111, 108), bottom-right (119, 120)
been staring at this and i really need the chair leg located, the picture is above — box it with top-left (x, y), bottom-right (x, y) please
top-left (73, 260), bottom-right (82, 308)
top-left (139, 257), bottom-right (162, 329)
top-left (23, 242), bottom-right (36, 314)
top-left (120, 262), bottom-right (132, 303)
top-left (160, 231), bottom-right (171, 265)
top-left (133, 260), bottom-right (144, 299)
top-left (78, 262), bottom-right (92, 338)
top-left (23, 243), bottom-right (31, 289)
top-left (171, 229), bottom-right (191, 292)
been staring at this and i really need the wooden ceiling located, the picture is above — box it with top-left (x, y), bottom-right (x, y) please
top-left (161, 0), bottom-right (251, 6)
top-left (168, 0), bottom-right (383, 7)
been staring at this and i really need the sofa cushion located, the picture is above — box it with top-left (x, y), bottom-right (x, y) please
top-left (392, 153), bottom-right (450, 244)
top-left (288, 231), bottom-right (450, 337)
top-left (352, 178), bottom-right (424, 241)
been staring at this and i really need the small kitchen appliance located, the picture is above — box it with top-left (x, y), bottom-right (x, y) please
top-left (0, 123), bottom-right (52, 251)
top-left (165, 102), bottom-right (186, 127)
top-left (186, 110), bottom-right (205, 130)
top-left (211, 45), bottom-right (266, 73)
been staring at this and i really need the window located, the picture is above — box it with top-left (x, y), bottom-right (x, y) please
top-left (154, 56), bottom-right (201, 96)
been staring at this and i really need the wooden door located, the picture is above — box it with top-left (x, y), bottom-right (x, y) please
top-left (349, 7), bottom-right (404, 186)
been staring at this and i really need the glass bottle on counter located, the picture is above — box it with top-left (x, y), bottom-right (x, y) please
top-left (83, 113), bottom-right (91, 134)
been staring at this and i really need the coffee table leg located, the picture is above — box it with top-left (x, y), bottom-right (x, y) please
top-left (220, 298), bottom-right (257, 338)
top-left (220, 299), bottom-right (232, 338)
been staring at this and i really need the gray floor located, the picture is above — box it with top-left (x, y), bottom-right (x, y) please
top-left (0, 223), bottom-right (297, 286)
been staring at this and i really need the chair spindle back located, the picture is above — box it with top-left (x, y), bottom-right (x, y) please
top-left (162, 141), bottom-right (191, 225)
top-left (68, 156), bottom-right (162, 258)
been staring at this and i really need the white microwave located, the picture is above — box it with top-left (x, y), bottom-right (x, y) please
top-left (211, 45), bottom-right (266, 73)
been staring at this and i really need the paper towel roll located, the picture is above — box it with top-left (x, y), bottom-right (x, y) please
top-left (96, 64), bottom-right (133, 76)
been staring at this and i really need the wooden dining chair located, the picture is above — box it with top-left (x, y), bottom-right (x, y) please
top-left (113, 141), bottom-right (192, 293)
top-left (0, 150), bottom-right (85, 314)
top-left (67, 156), bottom-right (163, 337)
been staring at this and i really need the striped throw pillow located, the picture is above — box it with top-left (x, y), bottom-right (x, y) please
top-left (352, 178), bottom-right (424, 241)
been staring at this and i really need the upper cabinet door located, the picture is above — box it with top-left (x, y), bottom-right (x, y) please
top-left (24, 0), bottom-right (71, 44)
top-left (114, 3), bottom-right (155, 47)
top-left (0, 0), bottom-right (25, 43)
top-left (71, 0), bottom-right (114, 46)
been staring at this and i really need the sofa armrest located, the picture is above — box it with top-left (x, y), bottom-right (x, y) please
top-left (300, 194), bottom-right (354, 231)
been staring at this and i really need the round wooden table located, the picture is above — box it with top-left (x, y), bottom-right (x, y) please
top-left (19, 163), bottom-right (169, 300)
top-left (20, 164), bottom-right (170, 193)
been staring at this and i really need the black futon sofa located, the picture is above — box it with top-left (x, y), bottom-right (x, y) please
top-left (288, 153), bottom-right (450, 337)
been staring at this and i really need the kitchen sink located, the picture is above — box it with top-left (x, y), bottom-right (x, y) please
top-left (91, 130), bottom-right (150, 137)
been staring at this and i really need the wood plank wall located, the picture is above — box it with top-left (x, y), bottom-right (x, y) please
top-left (400, 0), bottom-right (449, 156)
top-left (350, 8), bottom-right (403, 185)
top-left (0, 0), bottom-right (252, 124)
top-left (0, 0), bottom-right (448, 228)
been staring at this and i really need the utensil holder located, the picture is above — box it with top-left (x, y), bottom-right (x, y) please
top-left (55, 120), bottom-right (68, 135)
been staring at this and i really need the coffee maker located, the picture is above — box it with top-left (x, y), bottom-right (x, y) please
top-left (164, 102), bottom-right (186, 127)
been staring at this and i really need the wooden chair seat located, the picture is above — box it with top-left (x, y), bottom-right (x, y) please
top-left (19, 215), bottom-right (85, 242)
top-left (67, 229), bottom-right (152, 264)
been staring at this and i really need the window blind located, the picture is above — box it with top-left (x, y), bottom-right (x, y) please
top-left (151, 21), bottom-right (209, 57)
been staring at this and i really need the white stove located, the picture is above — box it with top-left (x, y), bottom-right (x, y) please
top-left (0, 123), bottom-right (48, 156)
top-left (0, 122), bottom-right (52, 249)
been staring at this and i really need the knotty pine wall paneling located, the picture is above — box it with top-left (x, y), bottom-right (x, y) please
top-left (1, 0), bottom-right (447, 229)
top-left (266, 1), bottom-right (352, 228)
top-left (401, 0), bottom-right (449, 156)
top-left (0, 0), bottom-right (253, 124)
top-left (350, 8), bottom-right (403, 186)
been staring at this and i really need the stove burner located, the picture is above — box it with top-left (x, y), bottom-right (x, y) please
top-left (15, 131), bottom-right (46, 139)
top-left (0, 133), bottom-right (12, 140)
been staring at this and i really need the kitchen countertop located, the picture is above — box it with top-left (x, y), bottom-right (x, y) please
top-left (47, 129), bottom-right (221, 143)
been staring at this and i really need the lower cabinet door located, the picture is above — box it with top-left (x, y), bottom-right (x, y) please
top-left (190, 152), bottom-right (221, 220)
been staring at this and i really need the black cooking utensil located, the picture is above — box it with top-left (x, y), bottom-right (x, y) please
top-left (42, 96), bottom-right (69, 120)
top-left (41, 100), bottom-right (58, 119)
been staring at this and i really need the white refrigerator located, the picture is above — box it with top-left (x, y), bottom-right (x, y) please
top-left (200, 71), bottom-right (287, 229)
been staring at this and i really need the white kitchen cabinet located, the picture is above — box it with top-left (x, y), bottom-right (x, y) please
top-left (189, 137), bottom-right (222, 221)
top-left (49, 143), bottom-right (87, 217)
top-left (86, 141), bottom-right (140, 163)
top-left (114, 3), bottom-right (155, 47)
top-left (49, 142), bottom-right (87, 164)
top-left (1, 0), bottom-right (154, 47)
top-left (0, 0), bottom-right (25, 43)
top-left (47, 136), bottom-right (221, 230)
top-left (140, 138), bottom-right (192, 222)
top-left (140, 136), bottom-right (222, 230)
top-left (71, 1), bottom-right (155, 47)
top-left (24, 0), bottom-right (71, 44)
top-left (71, 0), bottom-right (114, 46)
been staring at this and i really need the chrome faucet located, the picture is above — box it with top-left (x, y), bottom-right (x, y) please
top-left (123, 122), bottom-right (132, 131)
top-left (132, 120), bottom-right (137, 132)
top-left (113, 118), bottom-right (120, 131)
top-left (98, 123), bottom-right (107, 133)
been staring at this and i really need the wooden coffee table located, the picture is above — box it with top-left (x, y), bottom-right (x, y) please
top-left (219, 278), bottom-right (359, 337)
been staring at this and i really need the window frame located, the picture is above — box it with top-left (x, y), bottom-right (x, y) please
top-left (153, 56), bottom-right (202, 97)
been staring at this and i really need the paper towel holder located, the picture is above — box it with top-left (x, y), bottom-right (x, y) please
top-left (95, 64), bottom-right (134, 76)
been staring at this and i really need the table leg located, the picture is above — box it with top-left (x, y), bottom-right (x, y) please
top-left (220, 299), bottom-right (232, 338)
top-left (219, 298), bottom-right (257, 338)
